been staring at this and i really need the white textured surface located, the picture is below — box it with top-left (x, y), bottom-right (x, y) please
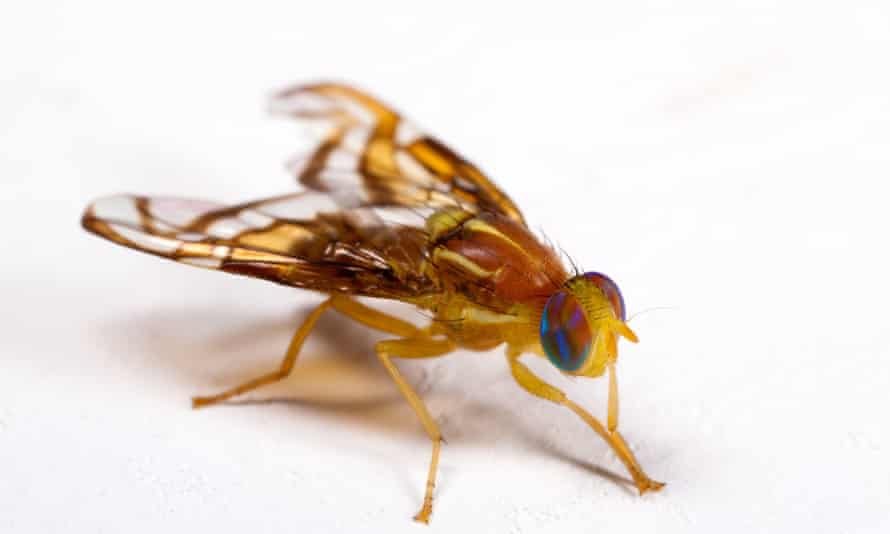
top-left (2, 1), bottom-right (889, 532)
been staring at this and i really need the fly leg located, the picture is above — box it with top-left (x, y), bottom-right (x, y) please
top-left (507, 351), bottom-right (664, 494)
top-left (191, 294), bottom-right (424, 408)
top-left (328, 294), bottom-right (423, 338)
top-left (192, 293), bottom-right (455, 522)
top-left (323, 296), bottom-right (455, 523)
top-left (191, 296), bottom-right (334, 408)
top-left (374, 337), bottom-right (455, 523)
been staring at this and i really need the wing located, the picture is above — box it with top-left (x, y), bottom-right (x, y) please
top-left (271, 82), bottom-right (526, 225)
top-left (81, 193), bottom-right (437, 299)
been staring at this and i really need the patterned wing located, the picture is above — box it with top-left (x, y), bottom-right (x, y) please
top-left (271, 82), bottom-right (526, 224)
top-left (81, 193), bottom-right (437, 299)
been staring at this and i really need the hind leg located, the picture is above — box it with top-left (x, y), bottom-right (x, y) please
top-left (191, 297), bottom-right (335, 408)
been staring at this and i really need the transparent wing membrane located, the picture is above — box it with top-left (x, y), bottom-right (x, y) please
top-left (271, 82), bottom-right (526, 223)
top-left (82, 193), bottom-right (435, 298)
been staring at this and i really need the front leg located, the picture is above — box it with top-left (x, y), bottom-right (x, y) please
top-left (507, 351), bottom-right (664, 494)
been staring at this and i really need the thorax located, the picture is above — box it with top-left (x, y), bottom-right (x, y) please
top-left (416, 209), bottom-right (568, 352)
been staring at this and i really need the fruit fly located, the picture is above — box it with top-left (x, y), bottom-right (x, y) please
top-left (81, 83), bottom-right (664, 523)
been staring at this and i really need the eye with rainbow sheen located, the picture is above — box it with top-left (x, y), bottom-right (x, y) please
top-left (580, 272), bottom-right (626, 321)
top-left (539, 272), bottom-right (630, 374)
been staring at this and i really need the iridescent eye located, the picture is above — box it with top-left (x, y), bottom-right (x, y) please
top-left (539, 290), bottom-right (593, 372)
top-left (583, 272), bottom-right (626, 321)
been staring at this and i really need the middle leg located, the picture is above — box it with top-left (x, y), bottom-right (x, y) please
top-left (375, 337), bottom-right (455, 524)
top-left (327, 295), bottom-right (456, 523)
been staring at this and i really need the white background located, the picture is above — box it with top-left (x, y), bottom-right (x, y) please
top-left (2, 1), bottom-right (889, 532)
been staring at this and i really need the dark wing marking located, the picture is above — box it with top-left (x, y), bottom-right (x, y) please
top-left (82, 193), bottom-right (437, 299)
top-left (270, 82), bottom-right (526, 224)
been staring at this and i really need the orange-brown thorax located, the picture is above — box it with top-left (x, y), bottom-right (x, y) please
top-left (419, 208), bottom-right (568, 352)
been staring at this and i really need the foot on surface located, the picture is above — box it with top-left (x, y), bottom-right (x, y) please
top-left (191, 396), bottom-right (217, 409)
top-left (636, 478), bottom-right (666, 495)
top-left (413, 507), bottom-right (432, 524)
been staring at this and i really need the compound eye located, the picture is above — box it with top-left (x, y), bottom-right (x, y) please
top-left (539, 290), bottom-right (593, 372)
top-left (583, 272), bottom-right (626, 321)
